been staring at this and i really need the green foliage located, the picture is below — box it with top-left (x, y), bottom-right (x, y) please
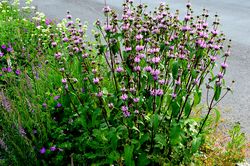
top-left (0, 0), bottom-right (240, 165)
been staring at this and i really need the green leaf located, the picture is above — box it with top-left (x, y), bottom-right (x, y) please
top-left (170, 123), bottom-right (181, 145)
top-left (153, 114), bottom-right (159, 130)
top-left (154, 134), bottom-right (167, 149)
top-left (184, 98), bottom-right (191, 117)
top-left (132, 126), bottom-right (140, 133)
top-left (139, 133), bottom-right (149, 145)
top-left (111, 42), bottom-right (120, 55)
top-left (124, 145), bottom-right (135, 166)
top-left (108, 151), bottom-right (120, 163)
top-left (214, 85), bottom-right (222, 101)
top-left (191, 69), bottom-right (197, 78)
top-left (160, 42), bottom-right (166, 52)
top-left (213, 108), bottom-right (221, 124)
top-left (194, 90), bottom-right (201, 106)
top-left (191, 137), bottom-right (202, 153)
top-left (137, 152), bottom-right (150, 166)
top-left (172, 61), bottom-right (179, 79)
top-left (172, 101), bottom-right (180, 117)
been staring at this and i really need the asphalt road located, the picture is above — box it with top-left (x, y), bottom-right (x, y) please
top-left (21, 0), bottom-right (250, 137)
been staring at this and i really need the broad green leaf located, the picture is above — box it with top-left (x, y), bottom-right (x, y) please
top-left (172, 61), bottom-right (179, 79)
top-left (184, 98), bottom-right (191, 117)
top-left (170, 123), bottom-right (181, 145)
top-left (191, 137), bottom-right (202, 153)
top-left (172, 101), bottom-right (180, 117)
top-left (139, 133), bottom-right (149, 145)
top-left (153, 114), bottom-right (159, 130)
top-left (124, 145), bottom-right (135, 166)
top-left (137, 152), bottom-right (150, 166)
top-left (214, 85), bottom-right (222, 101)
top-left (194, 90), bottom-right (201, 106)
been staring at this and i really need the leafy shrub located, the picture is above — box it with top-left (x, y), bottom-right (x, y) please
top-left (0, 0), bottom-right (238, 165)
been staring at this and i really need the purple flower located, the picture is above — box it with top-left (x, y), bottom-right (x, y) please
top-left (1, 45), bottom-right (6, 49)
top-left (144, 66), bottom-right (152, 72)
top-left (136, 45), bottom-right (144, 52)
top-left (133, 98), bottom-right (139, 103)
top-left (19, 127), bottom-right (26, 136)
top-left (186, 2), bottom-right (191, 8)
top-left (175, 78), bottom-right (181, 85)
top-left (133, 66), bottom-right (141, 72)
top-left (63, 37), bottom-right (69, 42)
top-left (213, 45), bottom-right (220, 51)
top-left (150, 69), bottom-right (160, 76)
top-left (51, 42), bottom-right (57, 47)
top-left (73, 47), bottom-right (79, 53)
top-left (15, 70), bottom-right (21, 75)
top-left (221, 62), bottom-right (228, 69)
top-left (156, 89), bottom-right (164, 96)
top-left (138, 53), bottom-right (146, 58)
top-left (66, 21), bottom-right (73, 27)
top-left (122, 24), bottom-right (130, 31)
top-left (121, 94), bottom-right (128, 101)
top-left (54, 95), bottom-right (60, 100)
top-left (184, 15), bottom-right (191, 21)
top-left (40, 147), bottom-right (46, 154)
top-left (158, 79), bottom-right (165, 85)
top-left (122, 106), bottom-right (130, 117)
top-left (116, 66), bottom-right (124, 73)
top-left (45, 18), bottom-right (52, 25)
top-left (7, 67), bottom-right (12, 72)
top-left (56, 103), bottom-right (62, 108)
top-left (171, 93), bottom-right (177, 99)
top-left (134, 56), bottom-right (141, 63)
top-left (2, 68), bottom-right (7, 72)
top-left (103, 6), bottom-right (111, 13)
top-left (150, 89), bottom-right (156, 96)
top-left (62, 78), bottom-right (67, 84)
top-left (136, 34), bottom-right (143, 40)
top-left (197, 39), bottom-right (207, 48)
top-left (104, 25), bottom-right (112, 32)
top-left (7, 47), bottom-right (13, 52)
top-left (96, 91), bottom-right (103, 97)
top-left (67, 14), bottom-right (72, 19)
top-left (82, 53), bottom-right (89, 58)
top-left (50, 146), bottom-right (57, 152)
top-left (54, 52), bottom-right (62, 59)
top-left (0, 52), bottom-right (4, 57)
top-left (210, 56), bottom-right (217, 62)
top-left (93, 78), bottom-right (100, 84)
top-left (129, 87), bottom-right (135, 93)
top-left (42, 103), bottom-right (47, 108)
top-left (211, 29), bottom-right (218, 36)
top-left (92, 69), bottom-right (97, 74)
top-left (125, 47), bottom-right (132, 52)
top-left (151, 57), bottom-right (160, 64)
top-left (217, 72), bottom-right (224, 79)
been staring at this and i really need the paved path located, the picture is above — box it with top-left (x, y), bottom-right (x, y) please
top-left (22, 0), bottom-right (250, 136)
